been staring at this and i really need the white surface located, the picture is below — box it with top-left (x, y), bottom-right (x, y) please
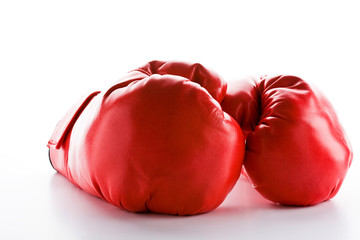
top-left (0, 1), bottom-right (359, 239)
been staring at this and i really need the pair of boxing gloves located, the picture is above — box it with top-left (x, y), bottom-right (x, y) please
top-left (48, 61), bottom-right (353, 215)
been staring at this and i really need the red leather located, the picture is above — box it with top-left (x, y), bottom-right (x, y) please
top-left (222, 75), bottom-right (353, 206)
top-left (48, 61), bottom-right (245, 215)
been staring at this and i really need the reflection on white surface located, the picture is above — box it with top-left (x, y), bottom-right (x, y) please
top-left (0, 161), bottom-right (357, 240)
top-left (48, 173), bottom-right (352, 240)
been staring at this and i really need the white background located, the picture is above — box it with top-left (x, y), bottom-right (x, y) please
top-left (0, 0), bottom-right (359, 239)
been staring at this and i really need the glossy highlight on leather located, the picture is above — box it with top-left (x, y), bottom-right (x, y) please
top-left (48, 61), bottom-right (245, 215)
top-left (222, 75), bottom-right (353, 206)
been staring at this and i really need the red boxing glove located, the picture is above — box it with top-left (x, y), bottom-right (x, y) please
top-left (48, 61), bottom-right (245, 215)
top-left (222, 75), bottom-right (352, 206)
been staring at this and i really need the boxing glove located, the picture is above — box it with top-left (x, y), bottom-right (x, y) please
top-left (48, 61), bottom-right (245, 215)
top-left (222, 75), bottom-right (352, 206)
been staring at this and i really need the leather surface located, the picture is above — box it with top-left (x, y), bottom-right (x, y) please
top-left (48, 61), bottom-right (245, 215)
top-left (222, 75), bottom-right (353, 206)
